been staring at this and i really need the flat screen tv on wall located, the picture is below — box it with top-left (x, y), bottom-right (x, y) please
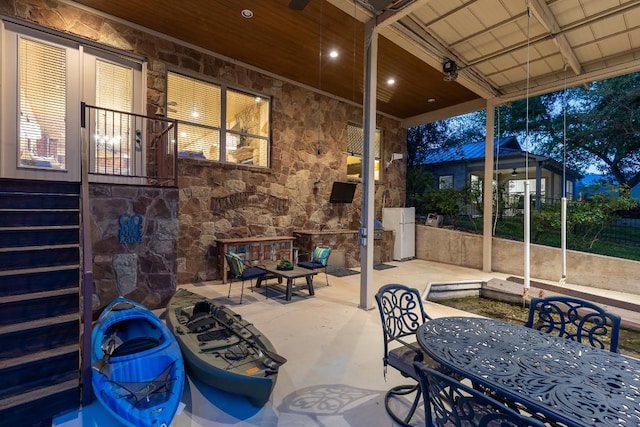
top-left (329, 181), bottom-right (357, 203)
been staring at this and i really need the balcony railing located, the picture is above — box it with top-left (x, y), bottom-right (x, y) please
top-left (80, 103), bottom-right (178, 186)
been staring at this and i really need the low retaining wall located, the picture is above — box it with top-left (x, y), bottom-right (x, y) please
top-left (416, 225), bottom-right (640, 295)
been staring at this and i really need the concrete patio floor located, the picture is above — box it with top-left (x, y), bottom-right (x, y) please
top-left (53, 259), bottom-right (640, 427)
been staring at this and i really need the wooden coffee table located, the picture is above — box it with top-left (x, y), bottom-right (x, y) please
top-left (255, 262), bottom-right (317, 301)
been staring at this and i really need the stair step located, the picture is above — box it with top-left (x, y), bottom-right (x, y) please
top-left (0, 267), bottom-right (79, 297)
top-left (0, 313), bottom-right (78, 336)
top-left (0, 378), bottom-right (79, 412)
top-left (0, 292), bottom-right (79, 327)
top-left (0, 344), bottom-right (78, 371)
top-left (0, 227), bottom-right (79, 248)
top-left (0, 225), bottom-right (79, 231)
top-left (0, 246), bottom-right (79, 271)
top-left (0, 243), bottom-right (79, 253)
top-left (0, 193), bottom-right (79, 209)
top-left (0, 178), bottom-right (80, 195)
top-left (0, 210), bottom-right (79, 227)
top-left (0, 264), bottom-right (80, 279)
top-left (0, 317), bottom-right (78, 360)
top-left (0, 288), bottom-right (78, 305)
top-left (0, 349), bottom-right (79, 400)
top-left (0, 381), bottom-right (79, 427)
top-left (0, 265), bottom-right (81, 277)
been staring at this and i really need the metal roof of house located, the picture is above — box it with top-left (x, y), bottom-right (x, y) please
top-left (424, 135), bottom-right (524, 164)
top-left (423, 135), bottom-right (582, 179)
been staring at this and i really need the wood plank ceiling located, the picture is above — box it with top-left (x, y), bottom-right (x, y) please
top-left (68, 0), bottom-right (640, 125)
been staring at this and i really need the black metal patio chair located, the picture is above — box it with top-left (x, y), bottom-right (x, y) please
top-left (414, 363), bottom-right (545, 427)
top-left (525, 295), bottom-right (621, 352)
top-left (374, 283), bottom-right (450, 426)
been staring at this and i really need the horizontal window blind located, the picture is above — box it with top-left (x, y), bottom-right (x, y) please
top-left (18, 36), bottom-right (66, 169)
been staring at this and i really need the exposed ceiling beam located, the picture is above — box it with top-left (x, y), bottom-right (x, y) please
top-left (402, 98), bottom-right (487, 127)
top-left (528, 0), bottom-right (582, 75)
top-left (495, 54), bottom-right (640, 105)
top-left (376, 0), bottom-right (430, 28)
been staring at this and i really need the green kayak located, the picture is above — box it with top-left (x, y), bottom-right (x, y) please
top-left (165, 288), bottom-right (286, 406)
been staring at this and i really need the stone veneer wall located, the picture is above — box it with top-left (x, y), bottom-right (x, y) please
top-left (168, 54), bottom-right (406, 282)
top-left (90, 184), bottom-right (179, 311)
top-left (6, 1), bottom-right (408, 288)
top-left (293, 229), bottom-right (393, 268)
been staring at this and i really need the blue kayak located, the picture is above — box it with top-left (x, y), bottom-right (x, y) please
top-left (91, 297), bottom-right (185, 427)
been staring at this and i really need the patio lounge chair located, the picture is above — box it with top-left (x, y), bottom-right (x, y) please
top-left (297, 246), bottom-right (331, 287)
top-left (224, 252), bottom-right (267, 304)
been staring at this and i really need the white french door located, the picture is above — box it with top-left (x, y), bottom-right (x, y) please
top-left (1, 23), bottom-right (80, 181)
top-left (0, 21), bottom-right (144, 182)
top-left (82, 49), bottom-right (144, 183)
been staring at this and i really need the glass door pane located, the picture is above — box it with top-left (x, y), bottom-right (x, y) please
top-left (18, 37), bottom-right (67, 170)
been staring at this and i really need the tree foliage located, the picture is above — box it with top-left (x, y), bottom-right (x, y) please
top-left (406, 122), bottom-right (446, 207)
top-left (406, 72), bottom-right (640, 191)
top-left (531, 190), bottom-right (637, 249)
top-left (406, 121), bottom-right (448, 166)
top-left (559, 73), bottom-right (640, 188)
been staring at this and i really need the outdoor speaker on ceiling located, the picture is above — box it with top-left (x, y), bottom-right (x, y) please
top-left (443, 59), bottom-right (458, 81)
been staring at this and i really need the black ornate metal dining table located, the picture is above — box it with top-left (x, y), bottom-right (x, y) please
top-left (417, 316), bottom-right (640, 427)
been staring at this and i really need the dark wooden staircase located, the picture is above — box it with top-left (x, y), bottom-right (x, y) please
top-left (0, 179), bottom-right (81, 427)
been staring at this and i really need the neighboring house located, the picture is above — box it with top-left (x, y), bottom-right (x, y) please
top-left (422, 136), bottom-right (581, 214)
top-left (577, 174), bottom-right (640, 200)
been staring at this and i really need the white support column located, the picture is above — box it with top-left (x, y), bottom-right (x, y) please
top-left (535, 161), bottom-right (543, 210)
top-left (482, 100), bottom-right (495, 272)
top-left (524, 181), bottom-right (531, 294)
top-left (359, 18), bottom-right (377, 311)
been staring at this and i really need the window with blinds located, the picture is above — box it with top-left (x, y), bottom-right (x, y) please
top-left (346, 123), bottom-right (381, 180)
top-left (167, 72), bottom-right (270, 166)
top-left (226, 89), bottom-right (269, 166)
top-left (18, 37), bottom-right (66, 170)
top-left (93, 60), bottom-right (134, 175)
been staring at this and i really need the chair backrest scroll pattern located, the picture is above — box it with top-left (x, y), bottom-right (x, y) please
top-left (525, 295), bottom-right (621, 352)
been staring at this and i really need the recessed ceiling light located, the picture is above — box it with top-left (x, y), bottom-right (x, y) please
top-left (387, 78), bottom-right (395, 85)
top-left (428, 98), bottom-right (436, 103)
top-left (329, 50), bottom-right (338, 58)
top-left (241, 9), bottom-right (254, 19)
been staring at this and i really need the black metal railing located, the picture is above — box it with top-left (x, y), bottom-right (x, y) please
top-left (81, 103), bottom-right (178, 186)
top-left (417, 194), bottom-right (640, 253)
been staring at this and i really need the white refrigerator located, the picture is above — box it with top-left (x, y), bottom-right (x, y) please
top-left (382, 207), bottom-right (415, 261)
